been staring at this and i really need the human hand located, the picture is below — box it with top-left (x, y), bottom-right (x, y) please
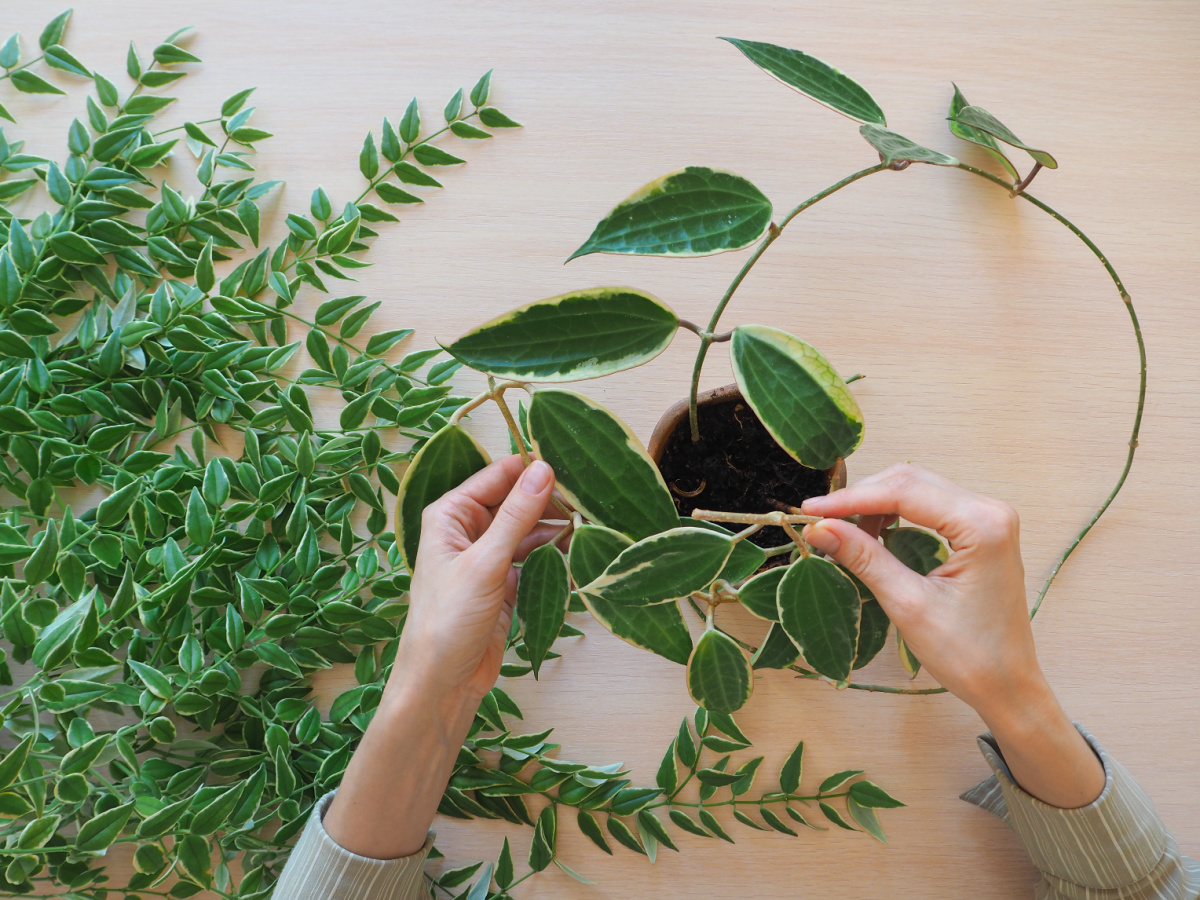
top-left (325, 455), bottom-right (558, 859)
top-left (392, 455), bottom-right (559, 707)
top-left (799, 464), bottom-right (1104, 808)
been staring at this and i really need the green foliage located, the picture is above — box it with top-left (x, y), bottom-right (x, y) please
top-left (777, 557), bottom-right (862, 685)
top-left (579, 527), bottom-right (733, 606)
top-left (859, 124), bottom-right (959, 168)
top-left (515, 544), bottom-right (569, 679)
top-left (949, 104), bottom-right (1058, 169)
top-left (0, 15), bottom-right (518, 896)
top-left (569, 167), bottom-right (773, 260)
top-left (446, 287), bottom-right (680, 382)
top-left (686, 626), bottom-right (753, 714)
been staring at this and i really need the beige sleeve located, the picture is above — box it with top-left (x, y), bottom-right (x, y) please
top-left (270, 791), bottom-right (434, 900)
top-left (961, 724), bottom-right (1200, 900)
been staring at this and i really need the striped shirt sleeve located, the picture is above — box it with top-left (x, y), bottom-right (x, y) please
top-left (961, 724), bottom-right (1200, 900)
top-left (270, 791), bottom-right (433, 900)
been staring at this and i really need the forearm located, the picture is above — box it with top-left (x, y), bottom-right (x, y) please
top-left (324, 671), bottom-right (478, 859)
top-left (973, 670), bottom-right (1104, 809)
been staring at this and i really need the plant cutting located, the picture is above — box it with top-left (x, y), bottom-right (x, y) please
top-left (415, 36), bottom-right (1146, 720)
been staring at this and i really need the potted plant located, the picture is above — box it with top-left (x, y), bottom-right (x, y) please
top-left (399, 36), bottom-right (1145, 716)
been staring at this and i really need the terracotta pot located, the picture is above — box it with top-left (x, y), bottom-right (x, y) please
top-left (647, 383), bottom-right (847, 494)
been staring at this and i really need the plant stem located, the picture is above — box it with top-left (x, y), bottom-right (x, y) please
top-left (955, 163), bottom-right (1145, 619)
top-left (687, 163), bottom-right (888, 440)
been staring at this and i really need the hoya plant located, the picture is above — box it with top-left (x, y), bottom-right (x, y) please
top-left (409, 36), bottom-right (1146, 720)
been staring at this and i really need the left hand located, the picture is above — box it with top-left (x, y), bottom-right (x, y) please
top-left (391, 455), bottom-right (560, 705)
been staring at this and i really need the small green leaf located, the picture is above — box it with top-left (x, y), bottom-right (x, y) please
top-left (444, 87), bottom-right (463, 121)
top-left (883, 527), bottom-right (949, 575)
top-left (39, 10), bottom-right (72, 50)
top-left (776, 556), bottom-right (860, 684)
top-left (413, 144), bottom-right (465, 166)
top-left (854, 598), bottom-right (890, 670)
top-left (687, 626), bottom-right (753, 713)
top-left (470, 69), bottom-right (492, 107)
top-left (186, 488), bottom-right (214, 546)
top-left (396, 424), bottom-right (490, 570)
top-left (761, 806), bottom-right (799, 836)
top-left (859, 124), bottom-right (958, 167)
top-left (819, 769), bottom-right (864, 793)
top-left (451, 121), bottom-right (491, 139)
top-left (576, 809), bottom-right (612, 854)
top-left (736, 565), bottom-right (786, 621)
top-left (581, 527), bottom-right (733, 605)
top-left (949, 105), bottom-right (1058, 169)
top-left (376, 182), bottom-right (422, 205)
top-left (948, 83), bottom-right (1019, 180)
top-left (528, 804), bottom-right (556, 871)
top-left (0, 735), bottom-right (34, 790)
top-left (75, 802), bottom-right (134, 852)
top-left (516, 543), bottom-right (570, 678)
top-left (399, 97), bottom-right (420, 143)
top-left (720, 37), bottom-right (886, 125)
top-left (496, 836), bottom-right (515, 885)
top-left (849, 780), bottom-right (905, 809)
top-left (698, 808), bottom-right (734, 843)
top-left (528, 389), bottom-right (678, 540)
top-left (359, 132), bottom-right (379, 180)
top-left (10, 69), bottom-right (66, 95)
top-left (567, 524), bottom-right (632, 587)
top-left (479, 106), bottom-right (521, 128)
top-left (448, 287), bottom-right (678, 382)
top-left (44, 44), bottom-right (90, 77)
top-left (847, 796), bottom-right (887, 842)
top-left (605, 815), bottom-right (644, 855)
top-left (609, 787), bottom-right (662, 816)
top-left (153, 42), bottom-right (201, 65)
top-left (48, 232), bottom-right (107, 266)
top-left (779, 740), bottom-right (804, 794)
top-left (819, 801), bottom-right (857, 831)
top-left (569, 167), bottom-right (772, 260)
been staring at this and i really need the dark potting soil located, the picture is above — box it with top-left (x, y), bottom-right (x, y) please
top-left (656, 396), bottom-right (831, 548)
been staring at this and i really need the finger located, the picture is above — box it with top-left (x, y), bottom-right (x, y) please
top-left (472, 460), bottom-right (556, 564)
top-left (803, 519), bottom-right (926, 616)
top-left (513, 522), bottom-right (567, 562)
top-left (800, 463), bottom-right (977, 548)
top-left (452, 455), bottom-right (529, 509)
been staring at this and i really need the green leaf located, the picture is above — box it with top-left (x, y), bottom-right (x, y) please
top-left (581, 527), bottom-right (733, 605)
top-left (567, 524), bottom-right (631, 587)
top-left (451, 121), bottom-right (491, 140)
top-left (949, 105), bottom-right (1058, 169)
top-left (221, 87), bottom-right (255, 117)
top-left (396, 423), bottom-right (490, 570)
top-left (0, 792), bottom-right (32, 818)
top-left (393, 161), bottom-right (441, 187)
top-left (153, 42), bottom-right (201, 65)
top-left (682, 518), bottom-right (765, 583)
top-left (668, 808), bottom-right (710, 837)
top-left (479, 106), bottom-right (521, 128)
top-left (731, 324), bottom-right (863, 469)
top-left (637, 809), bottom-right (678, 853)
top-left (706, 710), bottom-right (750, 744)
top-left (859, 124), bottom-right (958, 167)
top-left (447, 287), bottom-right (679, 382)
top-left (412, 144), bottom-right (465, 166)
top-left (0, 35), bottom-right (17, 69)
top-left (569, 167), bottom-right (772, 260)
top-left (75, 802), bottom-right (134, 852)
top-left (96, 480), bottom-right (140, 527)
top-left (576, 809), bottom-right (611, 854)
top-left (848, 780), bottom-right (905, 809)
top-left (776, 556), bottom-right (860, 684)
top-left (528, 389), bottom-right (678, 540)
top-left (819, 801), bottom-right (857, 831)
top-left (687, 626), bottom-right (753, 713)
top-left (19, 813), bottom-right (61, 849)
top-left (948, 83), bottom-right (1019, 180)
top-left (580, 592), bottom-right (692, 665)
top-left (444, 87), bottom-right (463, 121)
top-left (884, 526), bottom-right (949, 575)
top-left (0, 735), bottom-right (33, 790)
top-left (11, 68), bottom-right (66, 94)
top-left (819, 768), bottom-right (864, 793)
top-left (190, 783), bottom-right (242, 834)
top-left (399, 97), bottom-right (420, 143)
top-left (675, 718), bottom-right (698, 768)
top-left (847, 796), bottom-right (886, 842)
top-left (898, 635), bottom-right (921, 679)
top-left (606, 815), bottom-right (645, 855)
top-left (128, 658), bottom-right (173, 699)
top-left (529, 804), bottom-right (555, 871)
top-left (609, 787), bottom-right (662, 816)
top-left (735, 565), bottom-right (786, 621)
top-left (854, 598), bottom-right (890, 670)
top-left (470, 69), bottom-right (492, 107)
top-left (186, 487), bottom-right (214, 546)
top-left (696, 768), bottom-right (742, 786)
top-left (655, 739), bottom-right (678, 794)
top-left (516, 544), bottom-right (570, 678)
top-left (719, 37), bottom-right (886, 125)
top-left (39, 10), bottom-right (72, 50)
top-left (32, 593), bottom-right (90, 668)
top-left (136, 795), bottom-right (191, 838)
top-left (761, 806), bottom-right (799, 836)
top-left (177, 832), bottom-right (211, 885)
top-left (779, 740), bottom-right (804, 793)
top-left (359, 132), bottom-right (378, 180)
top-left (496, 836), bottom-right (515, 885)
top-left (375, 182), bottom-right (422, 204)
top-left (44, 44), bottom-right (90, 77)
top-left (48, 232), bottom-right (107, 266)
top-left (698, 808), bottom-right (734, 843)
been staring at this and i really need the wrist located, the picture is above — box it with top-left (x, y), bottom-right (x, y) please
top-left (380, 653), bottom-right (481, 743)
top-left (972, 667), bottom-right (1066, 744)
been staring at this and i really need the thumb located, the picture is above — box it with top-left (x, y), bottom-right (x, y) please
top-left (802, 519), bottom-right (924, 613)
top-left (474, 460), bottom-right (555, 564)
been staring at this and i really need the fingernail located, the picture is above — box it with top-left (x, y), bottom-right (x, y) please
top-left (800, 497), bottom-right (827, 513)
top-left (803, 522), bottom-right (840, 554)
top-left (520, 460), bottom-right (553, 494)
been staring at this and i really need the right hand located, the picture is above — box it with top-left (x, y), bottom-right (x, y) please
top-left (798, 463), bottom-right (1042, 720)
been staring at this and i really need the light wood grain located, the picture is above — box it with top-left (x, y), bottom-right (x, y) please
top-left (6, 1), bottom-right (1199, 897)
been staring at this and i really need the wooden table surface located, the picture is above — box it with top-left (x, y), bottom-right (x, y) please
top-left (7, 1), bottom-right (1200, 897)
